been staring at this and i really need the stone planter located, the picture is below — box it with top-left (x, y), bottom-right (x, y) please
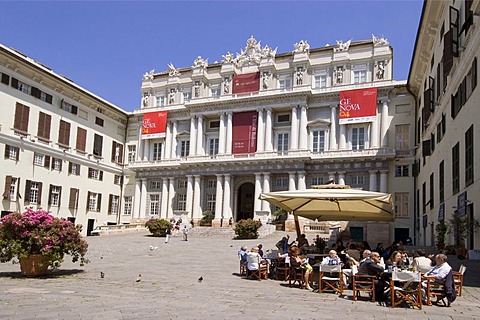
top-left (19, 254), bottom-right (49, 277)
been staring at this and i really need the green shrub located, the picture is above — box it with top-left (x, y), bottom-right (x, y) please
top-left (145, 218), bottom-right (171, 237)
top-left (200, 211), bottom-right (214, 226)
top-left (234, 219), bottom-right (262, 239)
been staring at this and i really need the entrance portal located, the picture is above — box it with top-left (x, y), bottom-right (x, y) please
top-left (237, 182), bottom-right (254, 221)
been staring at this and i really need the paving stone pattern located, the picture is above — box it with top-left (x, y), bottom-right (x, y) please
top-left (1, 230), bottom-right (480, 320)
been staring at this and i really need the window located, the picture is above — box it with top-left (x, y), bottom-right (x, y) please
top-left (152, 142), bottom-right (162, 161)
top-left (11, 78), bottom-right (31, 94)
top-left (429, 173), bottom-right (434, 209)
top-left (312, 130), bottom-right (326, 152)
top-left (51, 158), bottom-right (62, 171)
top-left (95, 117), bottom-right (104, 127)
top-left (211, 88), bottom-right (220, 97)
top-left (311, 177), bottom-right (324, 186)
top-left (68, 162), bottom-right (80, 175)
top-left (49, 185), bottom-right (61, 207)
top-left (114, 175), bottom-right (123, 185)
top-left (350, 175), bottom-right (365, 187)
top-left (155, 96), bottom-right (165, 107)
top-left (29, 181), bottom-right (41, 204)
top-left (149, 194), bottom-right (160, 215)
top-left (33, 153), bottom-right (50, 168)
top-left (313, 75), bottom-right (327, 88)
top-left (206, 194), bottom-right (216, 213)
top-left (465, 125), bottom-right (474, 186)
top-left (88, 168), bottom-right (103, 181)
top-left (422, 182), bottom-right (426, 214)
top-left (180, 140), bottom-right (190, 158)
top-left (37, 112), bottom-right (51, 141)
top-left (1, 72), bottom-right (10, 85)
top-left (69, 188), bottom-right (79, 209)
top-left (275, 177), bottom-right (288, 187)
top-left (177, 180), bottom-right (187, 189)
top-left (30, 87), bottom-right (52, 104)
top-left (394, 193), bottom-right (409, 218)
top-left (277, 133), bottom-right (289, 152)
top-left (351, 127), bottom-right (365, 150)
top-left (353, 70), bottom-right (367, 84)
top-left (14, 103), bottom-right (30, 134)
top-left (111, 141), bottom-right (124, 164)
top-left (439, 160), bottom-right (445, 203)
top-left (76, 127), bottom-right (87, 152)
top-left (452, 142), bottom-right (460, 194)
top-left (4, 145), bottom-right (19, 161)
top-left (177, 194), bottom-right (187, 211)
top-left (209, 120), bottom-right (220, 129)
top-left (58, 120), bottom-right (71, 147)
top-left (279, 78), bottom-right (291, 89)
top-left (183, 91), bottom-right (192, 102)
top-left (108, 195), bottom-right (120, 215)
top-left (436, 114), bottom-right (446, 143)
top-left (208, 138), bottom-right (219, 156)
top-left (395, 125), bottom-right (410, 151)
top-left (61, 100), bottom-right (78, 114)
top-left (150, 181), bottom-right (162, 190)
top-left (128, 145), bottom-right (136, 163)
top-left (207, 179), bottom-right (216, 189)
top-left (277, 114), bottom-right (290, 123)
top-left (124, 196), bottom-right (133, 215)
top-left (93, 134), bottom-right (103, 157)
top-left (87, 192), bottom-right (102, 212)
top-left (395, 165), bottom-right (409, 177)
top-left (3, 176), bottom-right (19, 201)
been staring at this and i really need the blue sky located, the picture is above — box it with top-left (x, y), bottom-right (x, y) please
top-left (0, 1), bottom-right (423, 112)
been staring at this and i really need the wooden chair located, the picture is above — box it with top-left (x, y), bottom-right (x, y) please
top-left (275, 259), bottom-right (290, 281)
top-left (352, 265), bottom-right (376, 302)
top-left (319, 264), bottom-right (343, 294)
top-left (247, 262), bottom-right (269, 281)
top-left (424, 270), bottom-right (456, 306)
top-left (453, 264), bottom-right (466, 296)
top-left (239, 259), bottom-right (247, 276)
top-left (390, 271), bottom-right (422, 309)
top-left (289, 266), bottom-right (306, 288)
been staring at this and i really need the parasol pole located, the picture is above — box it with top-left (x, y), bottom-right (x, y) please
top-left (294, 212), bottom-right (301, 239)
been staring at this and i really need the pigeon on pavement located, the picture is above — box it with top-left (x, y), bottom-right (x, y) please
top-left (100, 272), bottom-right (105, 279)
top-left (136, 274), bottom-right (142, 282)
top-left (198, 276), bottom-right (203, 283)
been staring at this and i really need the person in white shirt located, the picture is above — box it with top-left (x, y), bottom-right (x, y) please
top-left (321, 250), bottom-right (342, 265)
top-left (182, 225), bottom-right (189, 241)
top-left (426, 254), bottom-right (452, 280)
top-left (412, 249), bottom-right (433, 274)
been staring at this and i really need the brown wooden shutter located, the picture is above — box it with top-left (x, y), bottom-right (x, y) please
top-left (1, 73), bottom-right (10, 85)
top-left (93, 134), bottom-right (103, 157)
top-left (37, 112), bottom-right (51, 140)
top-left (111, 141), bottom-right (116, 162)
top-left (108, 194), bottom-right (113, 214)
top-left (24, 180), bottom-right (31, 202)
top-left (86, 191), bottom-right (91, 210)
top-left (443, 29), bottom-right (453, 77)
top-left (68, 162), bottom-right (73, 173)
top-left (99, 170), bottom-right (103, 181)
top-left (31, 87), bottom-right (41, 99)
top-left (58, 186), bottom-right (62, 206)
top-left (88, 168), bottom-right (92, 178)
top-left (14, 103), bottom-right (30, 133)
top-left (118, 143), bottom-right (124, 164)
top-left (16, 178), bottom-right (21, 200)
top-left (69, 188), bottom-right (78, 209)
top-left (48, 184), bottom-right (53, 205)
top-left (58, 120), bottom-right (71, 147)
top-left (97, 193), bottom-right (102, 212)
top-left (436, 63), bottom-right (441, 97)
top-left (45, 93), bottom-right (53, 104)
top-left (37, 182), bottom-right (42, 205)
top-left (3, 175), bottom-right (12, 200)
top-left (4, 145), bottom-right (10, 159)
top-left (11, 77), bottom-right (18, 88)
top-left (44, 156), bottom-right (50, 168)
top-left (76, 164), bottom-right (81, 175)
top-left (76, 127), bottom-right (87, 152)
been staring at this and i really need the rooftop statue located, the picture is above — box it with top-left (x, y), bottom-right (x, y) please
top-left (142, 69), bottom-right (154, 82)
top-left (168, 63), bottom-right (180, 77)
top-left (333, 40), bottom-right (351, 53)
top-left (372, 34), bottom-right (389, 46)
top-left (192, 56), bottom-right (208, 69)
top-left (293, 40), bottom-right (310, 53)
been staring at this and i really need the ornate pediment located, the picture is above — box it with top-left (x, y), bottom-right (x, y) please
top-left (226, 36), bottom-right (277, 68)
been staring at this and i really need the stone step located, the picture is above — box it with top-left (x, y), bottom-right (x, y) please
top-left (188, 226), bottom-right (236, 238)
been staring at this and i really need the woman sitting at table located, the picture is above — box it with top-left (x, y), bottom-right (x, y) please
top-left (345, 243), bottom-right (361, 262)
top-left (246, 246), bottom-right (268, 272)
top-left (412, 249), bottom-right (433, 274)
top-left (385, 251), bottom-right (407, 270)
top-left (289, 246), bottom-right (313, 290)
top-left (321, 250), bottom-right (342, 266)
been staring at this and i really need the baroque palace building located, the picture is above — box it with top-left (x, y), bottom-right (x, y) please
top-left (126, 36), bottom-right (416, 245)
top-left (409, 0), bottom-right (480, 249)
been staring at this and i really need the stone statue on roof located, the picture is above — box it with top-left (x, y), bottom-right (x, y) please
top-left (168, 63), bottom-right (180, 76)
top-left (222, 52), bottom-right (234, 64)
top-left (293, 40), bottom-right (310, 53)
top-left (192, 56), bottom-right (208, 69)
top-left (142, 69), bottom-right (154, 82)
top-left (333, 40), bottom-right (351, 53)
top-left (372, 34), bottom-right (389, 46)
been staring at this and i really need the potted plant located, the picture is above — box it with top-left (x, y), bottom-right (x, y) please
top-left (314, 236), bottom-right (327, 253)
top-left (145, 218), bottom-right (171, 236)
top-left (234, 219), bottom-right (262, 239)
top-left (435, 220), bottom-right (447, 251)
top-left (200, 210), bottom-right (214, 226)
top-left (0, 209), bottom-right (89, 276)
top-left (272, 208), bottom-right (287, 230)
top-left (447, 211), bottom-right (479, 259)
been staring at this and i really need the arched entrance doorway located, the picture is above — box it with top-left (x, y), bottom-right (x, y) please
top-left (236, 182), bottom-right (254, 221)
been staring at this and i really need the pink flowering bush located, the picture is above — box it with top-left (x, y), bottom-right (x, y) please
top-left (0, 209), bottom-right (89, 269)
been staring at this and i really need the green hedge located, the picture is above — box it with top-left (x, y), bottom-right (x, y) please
top-left (234, 219), bottom-right (262, 239)
top-left (145, 218), bottom-right (171, 237)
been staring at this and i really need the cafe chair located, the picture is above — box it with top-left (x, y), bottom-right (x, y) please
top-left (319, 264), bottom-right (343, 294)
top-left (351, 265), bottom-right (376, 302)
top-left (390, 271), bottom-right (422, 309)
top-left (247, 262), bottom-right (269, 281)
top-left (275, 259), bottom-right (290, 281)
top-left (453, 264), bottom-right (466, 296)
top-left (289, 266), bottom-right (306, 289)
top-left (424, 270), bottom-right (457, 307)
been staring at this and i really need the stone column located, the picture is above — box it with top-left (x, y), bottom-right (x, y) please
top-left (329, 105), bottom-right (338, 151)
top-left (164, 122), bottom-right (172, 159)
top-left (225, 112), bottom-right (233, 154)
top-left (290, 106), bottom-right (299, 150)
top-left (214, 174), bottom-right (224, 221)
top-left (254, 173), bottom-right (263, 213)
top-left (223, 174), bottom-right (232, 221)
top-left (160, 178), bottom-right (169, 218)
top-left (288, 172), bottom-right (297, 191)
top-left (257, 109), bottom-right (265, 153)
top-left (379, 170), bottom-right (388, 193)
top-left (139, 178), bottom-right (147, 218)
top-left (339, 124), bottom-right (347, 150)
top-left (186, 175), bottom-right (194, 217)
top-left (134, 179), bottom-right (142, 219)
top-left (218, 113), bottom-right (226, 154)
top-left (338, 172), bottom-right (346, 185)
top-left (370, 105), bottom-right (379, 148)
top-left (167, 177), bottom-right (175, 217)
top-left (170, 121), bottom-right (178, 159)
top-left (189, 116), bottom-right (197, 156)
top-left (297, 171), bottom-right (306, 190)
top-left (196, 115), bottom-right (204, 155)
top-left (264, 109), bottom-right (273, 152)
top-left (261, 172), bottom-right (271, 212)
top-left (193, 175), bottom-right (202, 220)
top-left (369, 170), bottom-right (378, 192)
top-left (380, 100), bottom-right (389, 147)
top-left (328, 172), bottom-right (336, 184)
top-left (299, 106), bottom-right (308, 150)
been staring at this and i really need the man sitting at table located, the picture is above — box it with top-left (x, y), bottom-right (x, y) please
top-left (412, 249), bottom-right (433, 274)
top-left (425, 254), bottom-right (451, 280)
top-left (357, 251), bottom-right (388, 301)
top-left (321, 250), bottom-right (342, 265)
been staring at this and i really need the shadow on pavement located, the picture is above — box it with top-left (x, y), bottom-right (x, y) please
top-left (0, 268), bottom-right (84, 279)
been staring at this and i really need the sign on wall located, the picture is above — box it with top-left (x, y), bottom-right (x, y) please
top-left (141, 111), bottom-right (168, 139)
top-left (339, 88), bottom-right (378, 124)
top-left (232, 72), bottom-right (260, 94)
top-left (457, 191), bottom-right (467, 216)
top-left (232, 111), bottom-right (257, 154)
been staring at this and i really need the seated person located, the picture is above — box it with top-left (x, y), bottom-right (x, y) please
top-left (345, 243), bottom-right (361, 262)
top-left (289, 246), bottom-right (313, 290)
top-left (246, 246), bottom-right (268, 271)
top-left (297, 234), bottom-right (309, 253)
top-left (426, 254), bottom-right (452, 280)
top-left (413, 249), bottom-right (433, 274)
top-left (350, 249), bottom-right (371, 267)
top-left (276, 235), bottom-right (292, 254)
top-left (257, 244), bottom-right (264, 258)
top-left (357, 251), bottom-right (388, 301)
top-left (385, 251), bottom-right (407, 270)
top-left (321, 250), bottom-right (342, 265)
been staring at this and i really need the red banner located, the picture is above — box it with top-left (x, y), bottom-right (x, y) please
top-left (339, 88), bottom-right (377, 124)
top-left (232, 111), bottom-right (257, 154)
top-left (232, 72), bottom-right (260, 94)
top-left (141, 111), bottom-right (168, 139)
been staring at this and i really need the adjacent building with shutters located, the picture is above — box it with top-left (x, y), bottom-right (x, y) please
top-left (0, 44), bottom-right (129, 236)
top-left (408, 0), bottom-right (479, 249)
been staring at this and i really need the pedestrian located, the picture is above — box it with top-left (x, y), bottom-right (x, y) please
top-left (182, 225), bottom-right (189, 241)
top-left (228, 217), bottom-right (233, 227)
top-left (165, 228), bottom-right (172, 243)
top-left (190, 218), bottom-right (195, 228)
